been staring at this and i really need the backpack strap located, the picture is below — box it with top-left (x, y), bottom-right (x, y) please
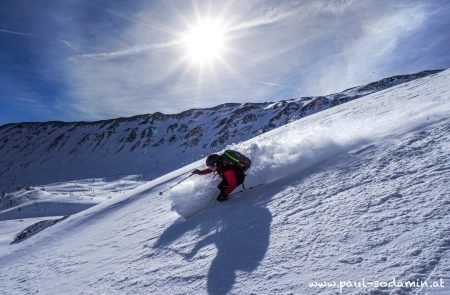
top-left (224, 150), bottom-right (240, 164)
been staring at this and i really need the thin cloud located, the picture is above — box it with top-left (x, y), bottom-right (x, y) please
top-left (229, 0), bottom-right (354, 31)
top-left (303, 5), bottom-right (427, 96)
top-left (78, 40), bottom-right (183, 61)
top-left (250, 79), bottom-right (299, 92)
top-left (229, 11), bottom-right (292, 31)
top-left (59, 39), bottom-right (77, 52)
top-left (253, 80), bottom-right (283, 87)
top-left (0, 28), bottom-right (36, 37)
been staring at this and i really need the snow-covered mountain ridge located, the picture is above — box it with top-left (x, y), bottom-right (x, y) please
top-left (0, 70), bottom-right (442, 194)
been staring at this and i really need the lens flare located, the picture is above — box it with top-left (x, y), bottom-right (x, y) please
top-left (183, 19), bottom-right (227, 64)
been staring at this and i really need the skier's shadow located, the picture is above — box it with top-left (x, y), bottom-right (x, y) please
top-left (155, 203), bottom-right (272, 295)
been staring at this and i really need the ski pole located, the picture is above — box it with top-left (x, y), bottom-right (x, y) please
top-left (159, 173), bottom-right (195, 196)
top-left (229, 183), bottom-right (264, 196)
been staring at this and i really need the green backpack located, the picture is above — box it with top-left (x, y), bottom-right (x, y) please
top-left (221, 150), bottom-right (251, 172)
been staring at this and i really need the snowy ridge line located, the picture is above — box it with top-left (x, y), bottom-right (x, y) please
top-left (0, 70), bottom-right (443, 195)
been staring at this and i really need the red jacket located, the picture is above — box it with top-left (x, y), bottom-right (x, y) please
top-left (197, 167), bottom-right (242, 196)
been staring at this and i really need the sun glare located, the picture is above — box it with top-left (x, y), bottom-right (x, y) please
top-left (183, 19), bottom-right (227, 64)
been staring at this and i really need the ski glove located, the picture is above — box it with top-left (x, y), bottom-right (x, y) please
top-left (192, 169), bottom-right (201, 175)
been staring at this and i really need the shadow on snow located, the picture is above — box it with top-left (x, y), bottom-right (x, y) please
top-left (155, 201), bottom-right (272, 295)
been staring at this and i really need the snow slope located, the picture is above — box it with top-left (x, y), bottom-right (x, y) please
top-left (0, 69), bottom-right (449, 294)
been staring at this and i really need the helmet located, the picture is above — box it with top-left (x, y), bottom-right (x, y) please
top-left (206, 154), bottom-right (220, 167)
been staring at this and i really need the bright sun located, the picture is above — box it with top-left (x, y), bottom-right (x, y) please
top-left (183, 19), bottom-right (227, 64)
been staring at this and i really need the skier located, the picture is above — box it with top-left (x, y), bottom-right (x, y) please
top-left (192, 151), bottom-right (250, 202)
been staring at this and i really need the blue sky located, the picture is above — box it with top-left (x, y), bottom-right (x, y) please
top-left (1, 0), bottom-right (449, 124)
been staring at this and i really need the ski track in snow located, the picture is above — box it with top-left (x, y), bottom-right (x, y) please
top-left (0, 70), bottom-right (449, 294)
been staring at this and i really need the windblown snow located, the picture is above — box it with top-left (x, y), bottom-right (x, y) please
top-left (0, 70), bottom-right (449, 294)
